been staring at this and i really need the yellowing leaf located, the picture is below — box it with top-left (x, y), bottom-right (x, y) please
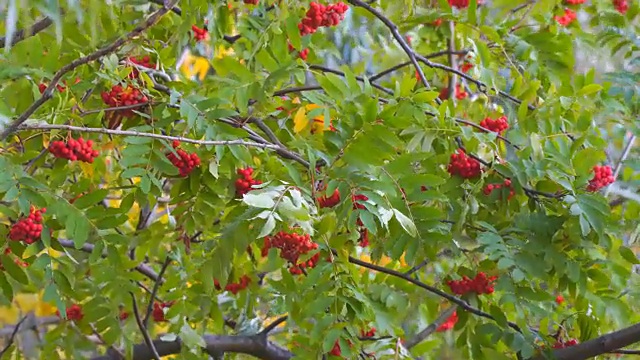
top-left (78, 162), bottom-right (94, 178)
top-left (293, 107), bottom-right (308, 133)
top-left (253, 156), bottom-right (261, 167)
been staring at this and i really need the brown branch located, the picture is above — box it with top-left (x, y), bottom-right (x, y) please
top-left (0, 315), bottom-right (28, 356)
top-left (0, 0), bottom-right (180, 140)
top-left (368, 49), bottom-right (469, 82)
top-left (0, 17), bottom-right (53, 49)
top-left (273, 85), bottom-right (323, 97)
top-left (260, 316), bottom-right (288, 336)
top-left (143, 256), bottom-right (172, 327)
top-left (130, 293), bottom-right (161, 360)
top-left (147, 0), bottom-right (181, 15)
top-left (405, 306), bottom-right (457, 349)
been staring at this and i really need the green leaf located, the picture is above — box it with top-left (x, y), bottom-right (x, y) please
top-left (72, 189), bottom-right (109, 209)
top-left (243, 192), bottom-right (276, 208)
top-left (257, 215), bottom-right (276, 238)
top-left (392, 209), bottom-right (417, 237)
top-left (0, 255), bottom-right (29, 284)
top-left (619, 246), bottom-right (639, 264)
top-left (577, 84), bottom-right (603, 96)
top-left (180, 323), bottom-right (206, 349)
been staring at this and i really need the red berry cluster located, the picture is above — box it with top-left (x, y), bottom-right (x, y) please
top-left (360, 327), bottom-right (376, 338)
top-left (261, 231), bottom-right (320, 274)
top-left (460, 62), bottom-right (473, 73)
top-left (298, 2), bottom-right (349, 36)
top-left (0, 248), bottom-right (29, 271)
top-left (352, 194), bottom-right (370, 247)
top-left (483, 179), bottom-right (515, 200)
top-left (166, 141), bottom-right (200, 177)
top-left (553, 339), bottom-right (578, 349)
top-left (214, 275), bottom-right (251, 295)
top-left (329, 339), bottom-right (353, 357)
top-left (9, 207), bottom-right (46, 245)
top-left (235, 167), bottom-right (262, 197)
top-left (152, 301), bottom-right (174, 322)
top-left (191, 25), bottom-right (208, 42)
top-left (101, 85), bottom-right (149, 117)
top-left (56, 304), bottom-right (84, 321)
top-left (447, 149), bottom-right (482, 179)
top-left (448, 0), bottom-right (484, 8)
top-left (614, 0), bottom-right (629, 14)
top-left (555, 8), bottom-right (577, 26)
top-left (587, 165), bottom-right (614, 192)
top-left (479, 115), bottom-right (509, 134)
top-left (438, 84), bottom-right (468, 100)
top-left (49, 137), bottom-right (99, 163)
top-left (565, 0), bottom-right (586, 4)
top-left (446, 272), bottom-right (497, 296)
top-left (436, 311), bottom-right (458, 332)
top-left (127, 56), bottom-right (155, 79)
top-left (244, 0), bottom-right (259, 4)
top-left (38, 77), bottom-right (81, 95)
top-left (287, 42), bottom-right (310, 60)
top-left (318, 189), bottom-right (341, 208)
top-left (555, 295), bottom-right (565, 305)
top-left (119, 310), bottom-right (130, 320)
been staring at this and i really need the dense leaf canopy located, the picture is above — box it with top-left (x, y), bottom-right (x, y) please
top-left (1, 0), bottom-right (640, 359)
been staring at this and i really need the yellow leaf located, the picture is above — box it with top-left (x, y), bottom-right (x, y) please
top-left (42, 133), bottom-right (50, 149)
top-left (293, 107), bottom-right (308, 134)
top-left (78, 162), bottom-right (94, 178)
top-left (253, 156), bottom-right (261, 167)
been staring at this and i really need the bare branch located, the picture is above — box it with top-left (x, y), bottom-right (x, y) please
top-left (0, 17), bottom-right (53, 49)
top-left (143, 256), bottom-right (172, 327)
top-left (130, 293), bottom-right (161, 360)
top-left (260, 316), bottom-right (288, 336)
top-left (0, 0), bottom-right (181, 140)
top-left (605, 133), bottom-right (636, 196)
top-left (405, 306), bottom-right (457, 349)
top-left (0, 315), bottom-right (29, 356)
top-left (17, 123), bottom-right (284, 150)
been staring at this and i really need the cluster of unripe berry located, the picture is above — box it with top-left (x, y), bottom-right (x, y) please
top-left (0, 248), bottom-right (28, 271)
top-left (152, 301), bottom-right (174, 322)
top-left (587, 165), bottom-right (614, 192)
top-left (235, 167), bottom-right (263, 197)
top-left (483, 179), bottom-right (515, 200)
top-left (9, 207), bottom-right (46, 245)
top-left (447, 149), bottom-right (482, 179)
top-left (166, 141), bottom-right (201, 177)
top-left (100, 85), bottom-right (149, 117)
top-left (49, 137), bottom-right (99, 163)
top-left (446, 272), bottom-right (497, 296)
top-left (56, 304), bottom-right (84, 321)
top-left (436, 311), bottom-right (458, 332)
top-left (298, 2), bottom-right (349, 36)
top-left (352, 194), bottom-right (370, 247)
top-left (318, 188), bottom-right (341, 208)
top-left (261, 231), bottom-right (320, 275)
top-left (215, 275), bottom-right (251, 295)
top-left (191, 25), bottom-right (208, 42)
top-left (479, 115), bottom-right (509, 134)
top-left (127, 56), bottom-right (155, 79)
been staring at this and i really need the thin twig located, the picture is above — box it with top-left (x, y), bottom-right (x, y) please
top-left (0, 0), bottom-right (180, 140)
top-left (260, 315), bottom-right (288, 336)
top-left (405, 306), bottom-right (457, 349)
top-left (0, 315), bottom-right (28, 356)
top-left (368, 49), bottom-right (469, 82)
top-left (605, 133), bottom-right (636, 197)
top-left (0, 17), bottom-right (54, 49)
top-left (143, 256), bottom-right (172, 327)
top-left (17, 123), bottom-right (284, 150)
top-left (130, 293), bottom-right (162, 360)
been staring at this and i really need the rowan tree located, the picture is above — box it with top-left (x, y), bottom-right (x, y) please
top-left (1, 0), bottom-right (640, 359)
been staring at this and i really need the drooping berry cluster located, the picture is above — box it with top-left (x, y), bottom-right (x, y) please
top-left (49, 137), bottom-right (99, 163)
top-left (127, 56), bottom-right (155, 79)
top-left (614, 0), bottom-right (629, 14)
top-left (152, 301), bottom-right (174, 322)
top-left (446, 272), bottom-right (497, 296)
top-left (318, 188), bottom-right (341, 208)
top-left (235, 167), bottom-right (262, 197)
top-left (360, 327), bottom-right (376, 338)
top-left (447, 149), bottom-right (482, 179)
top-left (38, 77), bottom-right (81, 95)
top-left (438, 84), bottom-right (468, 100)
top-left (436, 311), bottom-right (458, 332)
top-left (56, 304), bottom-right (84, 321)
top-left (191, 25), bottom-right (208, 42)
top-left (0, 248), bottom-right (29, 271)
top-left (553, 339), bottom-right (578, 349)
top-left (261, 231), bottom-right (320, 275)
top-left (215, 275), bottom-right (251, 295)
top-left (587, 165), bottom-right (614, 192)
top-left (448, 0), bottom-right (484, 8)
top-left (9, 207), bottom-right (46, 245)
top-left (479, 115), bottom-right (509, 134)
top-left (483, 179), bottom-right (515, 200)
top-left (166, 141), bottom-right (201, 177)
top-left (555, 8), bottom-right (577, 26)
top-left (101, 85), bottom-right (149, 117)
top-left (352, 194), bottom-right (370, 247)
top-left (329, 339), bottom-right (353, 357)
top-left (287, 42), bottom-right (310, 60)
top-left (298, 2), bottom-right (349, 36)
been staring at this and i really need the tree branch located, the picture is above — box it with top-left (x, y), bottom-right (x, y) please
top-left (0, 315), bottom-right (28, 356)
top-left (130, 293), bottom-right (161, 360)
top-left (260, 316), bottom-right (288, 336)
top-left (604, 132), bottom-right (635, 197)
top-left (17, 123), bottom-right (284, 151)
top-left (143, 256), bottom-right (171, 327)
top-left (0, 0), bottom-right (181, 140)
top-left (0, 17), bottom-right (53, 49)
top-left (405, 306), bottom-right (457, 349)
